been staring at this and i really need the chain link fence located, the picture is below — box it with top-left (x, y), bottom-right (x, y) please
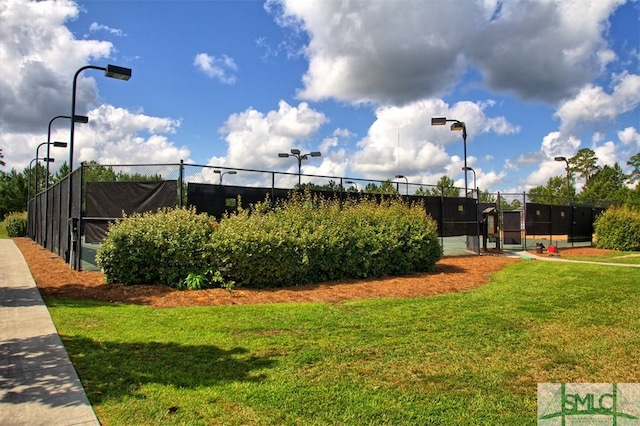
top-left (26, 161), bottom-right (627, 270)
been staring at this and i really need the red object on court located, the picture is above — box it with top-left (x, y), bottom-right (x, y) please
top-left (548, 245), bottom-right (557, 254)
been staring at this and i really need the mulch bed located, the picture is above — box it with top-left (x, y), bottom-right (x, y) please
top-left (12, 238), bottom-right (611, 308)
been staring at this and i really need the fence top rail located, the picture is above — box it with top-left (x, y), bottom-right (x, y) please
top-left (76, 161), bottom-right (635, 206)
top-left (185, 163), bottom-right (442, 189)
top-left (83, 162), bottom-right (180, 168)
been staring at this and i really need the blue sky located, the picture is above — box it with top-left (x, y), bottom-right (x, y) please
top-left (1, 0), bottom-right (639, 194)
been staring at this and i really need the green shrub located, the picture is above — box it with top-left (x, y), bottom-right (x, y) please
top-left (96, 207), bottom-right (215, 286)
top-left (594, 206), bottom-right (640, 251)
top-left (209, 193), bottom-right (442, 288)
top-left (2, 212), bottom-right (27, 237)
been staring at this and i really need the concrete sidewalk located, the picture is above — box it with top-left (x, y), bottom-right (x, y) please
top-left (0, 239), bottom-right (99, 426)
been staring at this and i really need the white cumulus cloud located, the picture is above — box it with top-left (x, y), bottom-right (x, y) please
top-left (89, 22), bottom-right (126, 36)
top-left (270, 0), bottom-right (625, 105)
top-left (618, 127), bottom-right (640, 148)
top-left (193, 53), bottom-right (238, 84)
top-left (217, 100), bottom-right (327, 171)
top-left (349, 98), bottom-right (519, 182)
top-left (555, 73), bottom-right (640, 137)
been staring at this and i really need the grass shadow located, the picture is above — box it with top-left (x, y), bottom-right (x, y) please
top-left (61, 335), bottom-right (278, 404)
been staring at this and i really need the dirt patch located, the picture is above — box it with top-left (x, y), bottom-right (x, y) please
top-left (11, 238), bottom-right (608, 308)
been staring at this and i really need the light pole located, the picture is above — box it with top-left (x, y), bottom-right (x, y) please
top-left (47, 115), bottom-right (88, 190)
top-left (432, 117), bottom-right (468, 197)
top-left (69, 65), bottom-right (130, 177)
top-left (29, 157), bottom-right (55, 200)
top-left (45, 115), bottom-right (87, 249)
top-left (68, 64), bottom-right (131, 265)
top-left (36, 141), bottom-right (67, 194)
top-left (33, 141), bottom-right (67, 245)
top-left (214, 169), bottom-right (237, 184)
top-left (395, 174), bottom-right (409, 195)
top-left (461, 166), bottom-right (476, 198)
top-left (462, 166), bottom-right (480, 254)
top-left (554, 156), bottom-right (571, 204)
top-left (27, 157), bottom-right (54, 239)
top-left (278, 149), bottom-right (321, 185)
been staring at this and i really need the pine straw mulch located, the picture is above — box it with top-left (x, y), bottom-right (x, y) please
top-left (12, 238), bottom-right (612, 308)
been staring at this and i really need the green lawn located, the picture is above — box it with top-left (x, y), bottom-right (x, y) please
top-left (46, 261), bottom-right (640, 425)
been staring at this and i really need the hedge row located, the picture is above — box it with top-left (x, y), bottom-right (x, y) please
top-left (594, 206), bottom-right (640, 251)
top-left (97, 195), bottom-right (442, 288)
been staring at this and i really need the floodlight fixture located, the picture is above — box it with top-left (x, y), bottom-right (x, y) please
top-left (213, 169), bottom-right (237, 184)
top-left (105, 64), bottom-right (132, 80)
top-left (68, 63), bottom-right (132, 266)
top-left (278, 149), bottom-right (322, 185)
top-left (431, 116), bottom-right (469, 197)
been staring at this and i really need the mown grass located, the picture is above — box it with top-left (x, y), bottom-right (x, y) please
top-left (0, 223), bottom-right (7, 238)
top-left (46, 261), bottom-right (640, 425)
top-left (563, 250), bottom-right (640, 265)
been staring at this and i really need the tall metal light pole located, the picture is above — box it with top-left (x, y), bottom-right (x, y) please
top-left (213, 169), bottom-right (237, 184)
top-left (68, 64), bottom-right (131, 265)
top-left (29, 157), bottom-right (54, 201)
top-left (432, 117), bottom-right (468, 197)
top-left (554, 156), bottom-right (570, 204)
top-left (33, 141), bottom-right (67, 245)
top-left (278, 149), bottom-right (321, 185)
top-left (44, 115), bottom-right (87, 249)
top-left (28, 157), bottom-right (54, 239)
top-left (395, 174), bottom-right (409, 195)
top-left (47, 115), bottom-right (88, 190)
top-left (462, 166), bottom-right (480, 254)
top-left (29, 157), bottom-right (54, 195)
top-left (36, 141), bottom-right (67, 194)
top-left (69, 65), bottom-right (130, 177)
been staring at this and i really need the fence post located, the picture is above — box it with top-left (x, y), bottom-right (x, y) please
top-left (76, 164), bottom-right (84, 271)
top-left (474, 191), bottom-right (480, 254)
top-left (496, 191), bottom-right (501, 251)
top-left (271, 172), bottom-right (275, 208)
top-left (549, 195), bottom-right (553, 246)
top-left (522, 191), bottom-right (527, 251)
top-left (178, 160), bottom-right (184, 207)
top-left (440, 186), bottom-right (444, 249)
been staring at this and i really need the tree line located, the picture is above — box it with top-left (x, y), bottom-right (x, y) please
top-left (527, 149), bottom-right (640, 207)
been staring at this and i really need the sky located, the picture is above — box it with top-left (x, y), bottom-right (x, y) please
top-left (1, 0), bottom-right (639, 194)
